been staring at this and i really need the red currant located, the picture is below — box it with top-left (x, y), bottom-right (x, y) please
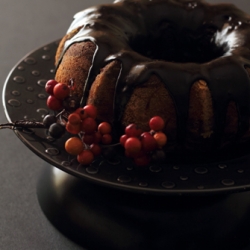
top-left (77, 150), bottom-right (94, 165)
top-left (101, 134), bottom-right (112, 144)
top-left (98, 122), bottom-right (112, 135)
top-left (83, 105), bottom-right (97, 119)
top-left (134, 154), bottom-right (151, 166)
top-left (83, 134), bottom-right (95, 145)
top-left (125, 124), bottom-right (142, 137)
top-left (90, 143), bottom-right (102, 156)
top-left (149, 116), bottom-right (165, 131)
top-left (45, 79), bottom-right (58, 95)
top-left (93, 131), bottom-right (102, 144)
top-left (75, 108), bottom-right (88, 120)
top-left (124, 137), bottom-right (142, 154)
top-left (47, 95), bottom-right (63, 111)
top-left (81, 117), bottom-right (97, 134)
top-left (141, 132), bottom-right (157, 152)
top-left (53, 83), bottom-right (70, 100)
top-left (120, 134), bottom-right (129, 146)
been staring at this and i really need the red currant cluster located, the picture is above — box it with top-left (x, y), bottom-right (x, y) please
top-left (45, 79), bottom-right (70, 111)
top-left (64, 105), bottom-right (113, 165)
top-left (44, 79), bottom-right (168, 167)
top-left (44, 79), bottom-right (114, 165)
top-left (120, 116), bottom-right (167, 166)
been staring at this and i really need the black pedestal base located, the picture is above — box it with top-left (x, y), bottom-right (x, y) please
top-left (37, 166), bottom-right (250, 250)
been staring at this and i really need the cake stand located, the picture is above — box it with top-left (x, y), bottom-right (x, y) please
top-left (3, 40), bottom-right (250, 250)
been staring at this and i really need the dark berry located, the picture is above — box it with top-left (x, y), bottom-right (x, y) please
top-left (43, 114), bottom-right (57, 128)
top-left (48, 123), bottom-right (65, 138)
top-left (152, 149), bottom-right (166, 163)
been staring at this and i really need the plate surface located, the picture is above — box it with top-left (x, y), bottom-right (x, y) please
top-left (3, 40), bottom-right (250, 195)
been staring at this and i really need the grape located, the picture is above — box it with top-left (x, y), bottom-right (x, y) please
top-left (48, 123), bottom-right (65, 138)
top-left (43, 114), bottom-right (57, 128)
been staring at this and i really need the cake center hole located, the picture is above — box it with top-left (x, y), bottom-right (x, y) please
top-left (131, 23), bottom-right (228, 63)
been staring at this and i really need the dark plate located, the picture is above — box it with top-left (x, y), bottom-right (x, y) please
top-left (3, 40), bottom-right (250, 195)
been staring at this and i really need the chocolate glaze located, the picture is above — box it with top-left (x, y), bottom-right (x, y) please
top-left (57, 0), bottom-right (250, 149)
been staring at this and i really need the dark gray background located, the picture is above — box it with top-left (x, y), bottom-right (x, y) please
top-left (0, 0), bottom-right (249, 249)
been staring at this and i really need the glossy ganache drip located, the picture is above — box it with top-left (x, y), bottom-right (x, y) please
top-left (58, 0), bottom-right (250, 147)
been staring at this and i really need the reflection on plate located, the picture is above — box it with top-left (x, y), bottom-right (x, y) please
top-left (3, 40), bottom-right (250, 195)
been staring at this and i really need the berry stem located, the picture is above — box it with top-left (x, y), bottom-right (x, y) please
top-left (0, 121), bottom-right (45, 130)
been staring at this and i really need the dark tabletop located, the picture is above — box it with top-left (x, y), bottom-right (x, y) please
top-left (0, 0), bottom-right (249, 249)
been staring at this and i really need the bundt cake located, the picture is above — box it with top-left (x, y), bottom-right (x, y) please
top-left (54, 0), bottom-right (250, 156)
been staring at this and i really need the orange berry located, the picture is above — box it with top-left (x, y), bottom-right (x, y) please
top-left (77, 150), bottom-right (94, 165)
top-left (68, 113), bottom-right (81, 125)
top-left (153, 132), bottom-right (167, 148)
top-left (98, 122), bottom-right (112, 135)
top-left (65, 137), bottom-right (84, 155)
top-left (66, 122), bottom-right (81, 134)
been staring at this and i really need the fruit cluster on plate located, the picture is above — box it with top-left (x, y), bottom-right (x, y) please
top-left (42, 79), bottom-right (168, 166)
